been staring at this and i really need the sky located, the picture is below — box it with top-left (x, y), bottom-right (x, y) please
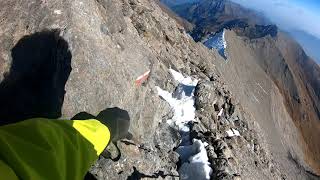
top-left (230, 0), bottom-right (320, 39)
top-left (295, 0), bottom-right (320, 12)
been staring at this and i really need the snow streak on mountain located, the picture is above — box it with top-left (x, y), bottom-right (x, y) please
top-left (203, 30), bottom-right (227, 59)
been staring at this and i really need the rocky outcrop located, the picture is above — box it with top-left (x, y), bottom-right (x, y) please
top-left (194, 79), bottom-right (285, 179)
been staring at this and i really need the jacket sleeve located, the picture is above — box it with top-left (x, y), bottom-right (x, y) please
top-left (0, 118), bottom-right (110, 180)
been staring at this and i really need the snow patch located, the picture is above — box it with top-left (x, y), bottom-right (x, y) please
top-left (54, 10), bottom-right (62, 15)
top-left (156, 69), bottom-right (198, 132)
top-left (217, 108), bottom-right (224, 118)
top-left (169, 69), bottom-right (198, 86)
top-left (156, 69), bottom-right (212, 179)
top-left (203, 29), bottom-right (227, 59)
top-left (226, 129), bottom-right (241, 137)
top-left (178, 139), bottom-right (212, 180)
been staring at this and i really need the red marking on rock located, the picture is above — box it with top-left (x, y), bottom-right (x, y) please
top-left (135, 70), bottom-right (150, 86)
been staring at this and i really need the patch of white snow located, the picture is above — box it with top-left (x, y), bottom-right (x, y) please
top-left (203, 29), bottom-right (227, 59)
top-left (226, 129), bottom-right (241, 137)
top-left (156, 69), bottom-right (198, 132)
top-left (156, 69), bottom-right (212, 179)
top-left (178, 139), bottom-right (212, 180)
top-left (234, 129), bottom-right (240, 136)
top-left (217, 108), bottom-right (224, 118)
top-left (169, 69), bottom-right (198, 86)
top-left (54, 9), bottom-right (62, 15)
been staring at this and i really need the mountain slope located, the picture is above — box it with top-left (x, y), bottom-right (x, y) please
top-left (289, 30), bottom-right (320, 64)
top-left (215, 30), bottom-right (309, 179)
top-left (160, 0), bottom-right (320, 176)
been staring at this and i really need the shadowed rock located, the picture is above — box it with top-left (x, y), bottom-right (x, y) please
top-left (0, 30), bottom-right (72, 125)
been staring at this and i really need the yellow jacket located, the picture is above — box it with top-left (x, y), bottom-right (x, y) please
top-left (0, 118), bottom-right (110, 180)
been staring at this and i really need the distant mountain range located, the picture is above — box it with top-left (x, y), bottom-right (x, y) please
top-left (161, 0), bottom-right (273, 40)
top-left (161, 0), bottom-right (320, 65)
top-left (160, 0), bottom-right (200, 6)
top-left (289, 30), bottom-right (320, 64)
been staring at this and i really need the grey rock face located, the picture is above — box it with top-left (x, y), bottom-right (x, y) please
top-left (153, 122), bottom-right (181, 152)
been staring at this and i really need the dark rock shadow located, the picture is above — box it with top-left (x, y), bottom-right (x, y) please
top-left (84, 172), bottom-right (97, 180)
top-left (127, 167), bottom-right (178, 180)
top-left (0, 29), bottom-right (72, 125)
top-left (173, 84), bottom-right (195, 99)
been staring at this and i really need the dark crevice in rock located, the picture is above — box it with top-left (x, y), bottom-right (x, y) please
top-left (127, 166), bottom-right (179, 180)
top-left (121, 139), bottom-right (154, 153)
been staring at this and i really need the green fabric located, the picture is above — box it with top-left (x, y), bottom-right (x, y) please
top-left (0, 159), bottom-right (18, 180)
top-left (0, 118), bottom-right (110, 180)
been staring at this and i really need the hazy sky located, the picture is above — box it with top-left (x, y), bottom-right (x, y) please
top-left (230, 0), bottom-right (320, 39)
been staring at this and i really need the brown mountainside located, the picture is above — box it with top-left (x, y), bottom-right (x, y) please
top-left (159, 0), bottom-right (320, 176)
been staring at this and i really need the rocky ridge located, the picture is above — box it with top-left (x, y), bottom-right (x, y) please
top-left (161, 0), bottom-right (320, 177)
top-left (0, 0), bottom-right (318, 179)
top-left (86, 1), bottom-right (282, 179)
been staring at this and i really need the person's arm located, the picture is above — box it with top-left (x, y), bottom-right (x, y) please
top-left (0, 118), bottom-right (110, 180)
